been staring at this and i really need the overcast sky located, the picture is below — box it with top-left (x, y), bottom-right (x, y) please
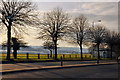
top-left (36, 2), bottom-right (118, 30)
top-left (0, 2), bottom-right (118, 47)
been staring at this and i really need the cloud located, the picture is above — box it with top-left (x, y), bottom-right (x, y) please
top-left (68, 2), bottom-right (118, 16)
top-left (66, 2), bottom-right (118, 31)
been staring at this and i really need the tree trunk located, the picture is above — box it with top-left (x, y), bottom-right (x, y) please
top-left (97, 44), bottom-right (100, 60)
top-left (110, 45), bottom-right (113, 59)
top-left (54, 41), bottom-right (57, 60)
top-left (13, 49), bottom-right (17, 59)
top-left (80, 44), bottom-right (83, 60)
top-left (7, 23), bottom-right (12, 60)
top-left (49, 49), bottom-right (52, 58)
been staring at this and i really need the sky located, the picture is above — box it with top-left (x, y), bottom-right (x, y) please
top-left (0, 2), bottom-right (118, 47)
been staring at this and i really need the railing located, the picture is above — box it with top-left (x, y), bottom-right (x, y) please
top-left (0, 53), bottom-right (94, 60)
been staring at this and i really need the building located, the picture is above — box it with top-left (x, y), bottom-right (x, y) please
top-left (89, 45), bottom-right (116, 58)
top-left (91, 48), bottom-right (116, 58)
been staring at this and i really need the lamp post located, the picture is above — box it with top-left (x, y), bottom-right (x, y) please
top-left (92, 20), bottom-right (102, 27)
top-left (92, 20), bottom-right (102, 64)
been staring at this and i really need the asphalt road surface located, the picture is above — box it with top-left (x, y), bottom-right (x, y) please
top-left (2, 64), bottom-right (119, 78)
top-left (2, 60), bottom-right (117, 71)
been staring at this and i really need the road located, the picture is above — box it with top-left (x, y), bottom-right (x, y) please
top-left (2, 60), bottom-right (117, 71)
top-left (2, 64), bottom-right (119, 78)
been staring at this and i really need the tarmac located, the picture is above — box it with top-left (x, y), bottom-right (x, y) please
top-left (1, 61), bottom-right (119, 74)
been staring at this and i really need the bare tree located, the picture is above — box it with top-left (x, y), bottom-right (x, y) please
top-left (67, 15), bottom-right (88, 60)
top-left (2, 37), bottom-right (28, 59)
top-left (0, 0), bottom-right (39, 60)
top-left (43, 41), bottom-right (55, 58)
top-left (117, 32), bottom-right (120, 49)
top-left (113, 32), bottom-right (120, 57)
top-left (87, 25), bottom-right (107, 60)
top-left (105, 30), bottom-right (118, 59)
top-left (37, 8), bottom-right (70, 60)
top-left (12, 37), bottom-right (28, 59)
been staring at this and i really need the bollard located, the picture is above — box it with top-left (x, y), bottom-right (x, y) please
top-left (38, 54), bottom-right (40, 59)
top-left (75, 55), bottom-right (77, 59)
top-left (26, 53), bottom-right (29, 59)
top-left (48, 54), bottom-right (49, 59)
top-left (97, 59), bottom-right (99, 64)
top-left (61, 56), bottom-right (63, 66)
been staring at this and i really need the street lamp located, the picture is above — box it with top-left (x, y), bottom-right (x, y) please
top-left (92, 19), bottom-right (102, 64)
top-left (98, 19), bottom-right (101, 22)
top-left (92, 19), bottom-right (102, 27)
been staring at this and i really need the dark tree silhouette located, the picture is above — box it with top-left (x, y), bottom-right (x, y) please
top-left (88, 25), bottom-right (107, 60)
top-left (117, 33), bottom-right (120, 48)
top-left (113, 32), bottom-right (120, 57)
top-left (105, 30), bottom-right (118, 59)
top-left (0, 0), bottom-right (39, 60)
top-left (37, 8), bottom-right (70, 60)
top-left (2, 37), bottom-right (28, 59)
top-left (12, 37), bottom-right (28, 59)
top-left (67, 15), bottom-right (88, 60)
top-left (43, 41), bottom-right (55, 58)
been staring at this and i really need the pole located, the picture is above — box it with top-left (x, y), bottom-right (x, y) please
top-left (97, 59), bottom-right (99, 64)
top-left (75, 55), bottom-right (77, 59)
top-left (27, 53), bottom-right (29, 59)
top-left (61, 56), bottom-right (63, 66)
top-left (69, 55), bottom-right (71, 59)
top-left (48, 54), bottom-right (49, 59)
top-left (38, 54), bottom-right (40, 59)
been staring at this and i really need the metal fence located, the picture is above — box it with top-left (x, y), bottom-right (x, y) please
top-left (1, 53), bottom-right (94, 60)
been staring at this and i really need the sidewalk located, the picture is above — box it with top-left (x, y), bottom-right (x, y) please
top-left (1, 61), bottom-right (119, 74)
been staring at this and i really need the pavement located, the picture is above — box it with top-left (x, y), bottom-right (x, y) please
top-left (2, 63), bottom-right (119, 78)
top-left (1, 60), bottom-right (119, 74)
